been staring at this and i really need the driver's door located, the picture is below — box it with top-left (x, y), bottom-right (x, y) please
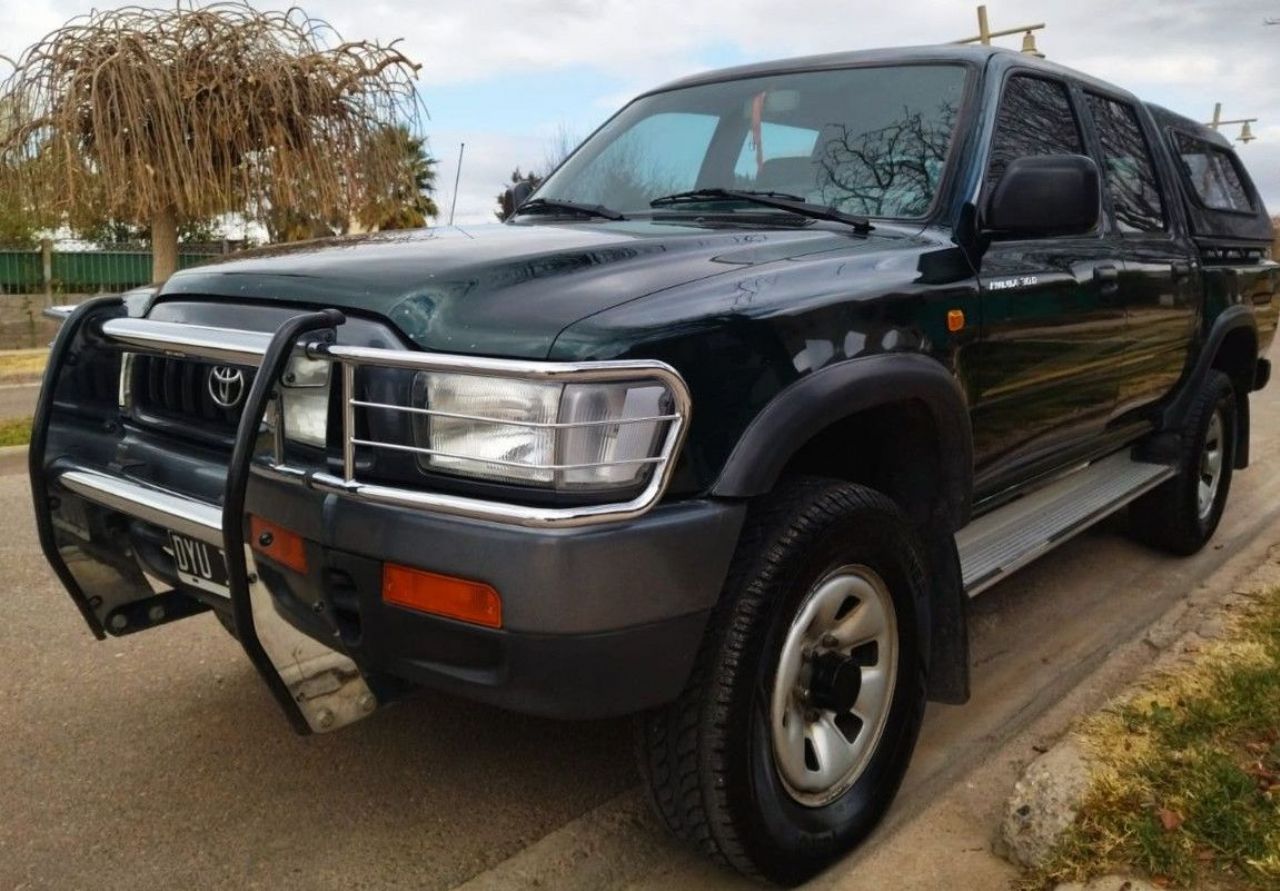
top-left (969, 73), bottom-right (1126, 497)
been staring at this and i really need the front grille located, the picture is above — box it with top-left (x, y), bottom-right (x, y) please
top-left (131, 355), bottom-right (256, 436)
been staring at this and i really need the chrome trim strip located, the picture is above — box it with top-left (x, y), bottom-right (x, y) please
top-left (58, 468), bottom-right (223, 546)
top-left (43, 305), bottom-right (78, 321)
top-left (102, 318), bottom-right (272, 367)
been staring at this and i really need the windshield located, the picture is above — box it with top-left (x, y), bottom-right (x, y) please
top-left (536, 64), bottom-right (969, 221)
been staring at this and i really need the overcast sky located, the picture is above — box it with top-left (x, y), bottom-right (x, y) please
top-left (3, 0), bottom-right (1279, 227)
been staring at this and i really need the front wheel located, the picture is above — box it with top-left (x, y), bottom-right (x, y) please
top-left (635, 479), bottom-right (929, 885)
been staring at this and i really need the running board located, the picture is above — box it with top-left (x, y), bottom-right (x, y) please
top-left (956, 452), bottom-right (1176, 597)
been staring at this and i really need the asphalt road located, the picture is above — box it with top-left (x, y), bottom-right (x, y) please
top-left (2, 390), bottom-right (1278, 890)
top-left (0, 384), bottom-right (38, 421)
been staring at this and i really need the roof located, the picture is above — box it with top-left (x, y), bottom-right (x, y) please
top-left (643, 43), bottom-right (1139, 104)
top-left (1145, 103), bottom-right (1234, 149)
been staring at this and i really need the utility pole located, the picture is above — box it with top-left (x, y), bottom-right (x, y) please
top-left (448, 141), bottom-right (466, 227)
top-left (954, 4), bottom-right (1046, 57)
top-left (1207, 103), bottom-right (1258, 144)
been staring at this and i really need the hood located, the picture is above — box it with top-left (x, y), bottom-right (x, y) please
top-left (158, 221), bottom-right (905, 357)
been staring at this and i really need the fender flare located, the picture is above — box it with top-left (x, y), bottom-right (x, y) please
top-left (1162, 306), bottom-right (1258, 467)
top-left (711, 352), bottom-right (974, 531)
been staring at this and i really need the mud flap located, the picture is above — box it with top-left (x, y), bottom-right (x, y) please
top-left (32, 298), bottom-right (375, 735)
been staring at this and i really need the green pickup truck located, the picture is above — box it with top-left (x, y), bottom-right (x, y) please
top-left (32, 45), bottom-right (1276, 883)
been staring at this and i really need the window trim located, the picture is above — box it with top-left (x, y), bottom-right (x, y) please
top-left (1081, 89), bottom-right (1170, 236)
top-left (1167, 128), bottom-right (1259, 218)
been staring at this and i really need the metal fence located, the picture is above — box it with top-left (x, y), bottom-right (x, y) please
top-left (0, 240), bottom-right (229, 296)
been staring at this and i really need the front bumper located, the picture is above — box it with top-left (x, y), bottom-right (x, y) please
top-left (32, 298), bottom-right (743, 730)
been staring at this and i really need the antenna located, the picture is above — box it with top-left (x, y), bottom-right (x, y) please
top-left (448, 142), bottom-right (465, 227)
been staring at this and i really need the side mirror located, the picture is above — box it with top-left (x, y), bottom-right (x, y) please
top-left (501, 181), bottom-right (536, 220)
top-left (985, 154), bottom-right (1100, 237)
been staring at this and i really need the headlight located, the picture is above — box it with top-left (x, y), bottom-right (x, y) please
top-left (410, 372), bottom-right (672, 491)
top-left (279, 356), bottom-right (331, 448)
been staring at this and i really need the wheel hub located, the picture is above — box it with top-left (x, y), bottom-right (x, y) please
top-left (769, 564), bottom-right (899, 808)
top-left (807, 651), bottom-right (862, 713)
top-left (1197, 408), bottom-right (1225, 520)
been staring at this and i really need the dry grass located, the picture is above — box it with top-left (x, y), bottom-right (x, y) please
top-left (0, 349), bottom-right (47, 384)
top-left (1028, 590), bottom-right (1280, 889)
top-left (0, 416), bottom-right (31, 446)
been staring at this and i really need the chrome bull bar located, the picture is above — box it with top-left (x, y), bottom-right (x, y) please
top-left (101, 317), bottom-right (692, 529)
top-left (33, 300), bottom-right (691, 734)
top-left (32, 300), bottom-right (372, 734)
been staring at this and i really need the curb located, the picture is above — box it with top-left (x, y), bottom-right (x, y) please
top-left (0, 444), bottom-right (28, 476)
top-left (996, 545), bottom-right (1280, 878)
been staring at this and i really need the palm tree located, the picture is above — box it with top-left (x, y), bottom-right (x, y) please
top-left (359, 126), bottom-right (439, 231)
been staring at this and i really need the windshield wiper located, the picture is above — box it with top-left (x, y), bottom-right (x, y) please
top-left (514, 197), bottom-right (627, 221)
top-left (650, 188), bottom-right (873, 233)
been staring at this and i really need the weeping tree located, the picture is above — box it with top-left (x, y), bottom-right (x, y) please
top-left (268, 123), bottom-right (437, 241)
top-left (0, 2), bottom-right (423, 282)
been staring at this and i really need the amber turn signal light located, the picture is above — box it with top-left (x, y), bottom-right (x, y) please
top-left (249, 515), bottom-right (308, 575)
top-left (382, 563), bottom-right (502, 629)
top-left (947, 309), bottom-right (966, 332)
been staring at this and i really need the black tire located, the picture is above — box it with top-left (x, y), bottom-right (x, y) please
top-left (1130, 370), bottom-right (1236, 556)
top-left (635, 478), bottom-right (929, 885)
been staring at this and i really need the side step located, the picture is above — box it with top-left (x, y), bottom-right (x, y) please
top-left (956, 451), bottom-right (1176, 597)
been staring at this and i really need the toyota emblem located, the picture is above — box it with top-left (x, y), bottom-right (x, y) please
top-left (208, 366), bottom-right (246, 409)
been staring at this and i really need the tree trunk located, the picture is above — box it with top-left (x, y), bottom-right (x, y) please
top-left (151, 205), bottom-right (179, 284)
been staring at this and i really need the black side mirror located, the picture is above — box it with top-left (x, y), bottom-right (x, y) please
top-left (985, 154), bottom-right (1100, 237)
top-left (501, 181), bottom-right (536, 220)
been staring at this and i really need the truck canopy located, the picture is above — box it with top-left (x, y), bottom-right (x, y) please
top-left (1147, 103), bottom-right (1274, 250)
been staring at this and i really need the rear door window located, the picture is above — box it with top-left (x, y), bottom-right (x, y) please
top-left (1084, 94), bottom-right (1167, 233)
top-left (1171, 132), bottom-right (1255, 213)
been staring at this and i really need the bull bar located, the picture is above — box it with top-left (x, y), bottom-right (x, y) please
top-left (30, 298), bottom-right (691, 733)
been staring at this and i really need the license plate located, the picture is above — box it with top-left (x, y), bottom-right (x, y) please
top-left (167, 531), bottom-right (231, 597)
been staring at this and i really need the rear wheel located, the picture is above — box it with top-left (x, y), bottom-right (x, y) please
top-left (1130, 370), bottom-right (1236, 556)
top-left (635, 478), bottom-right (929, 885)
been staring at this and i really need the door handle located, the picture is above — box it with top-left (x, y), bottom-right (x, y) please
top-left (1171, 260), bottom-right (1193, 279)
top-left (1094, 264), bottom-right (1120, 297)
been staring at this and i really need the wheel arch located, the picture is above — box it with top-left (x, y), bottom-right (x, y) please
top-left (1164, 307), bottom-right (1258, 469)
top-left (710, 353), bottom-right (975, 705)
top-left (711, 353), bottom-right (974, 532)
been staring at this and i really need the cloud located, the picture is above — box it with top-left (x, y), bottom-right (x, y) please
top-left (3, 0), bottom-right (1279, 220)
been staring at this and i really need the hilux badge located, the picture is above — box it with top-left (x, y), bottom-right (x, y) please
top-left (208, 366), bottom-right (246, 409)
